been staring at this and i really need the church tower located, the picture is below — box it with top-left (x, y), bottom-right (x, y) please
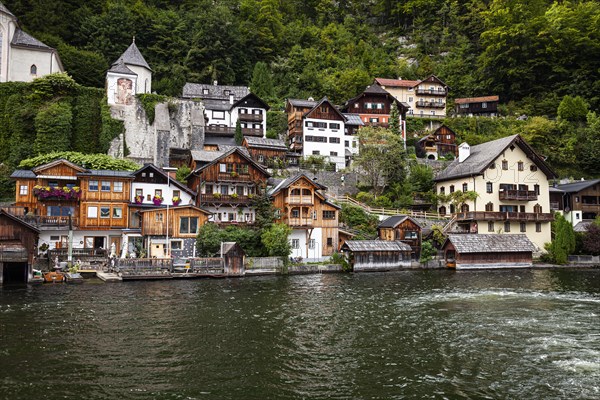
top-left (106, 38), bottom-right (152, 105)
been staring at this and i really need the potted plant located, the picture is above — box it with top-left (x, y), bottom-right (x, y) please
top-left (153, 194), bottom-right (164, 205)
top-left (230, 171), bottom-right (238, 178)
top-left (172, 196), bottom-right (181, 206)
top-left (213, 192), bottom-right (221, 199)
top-left (231, 193), bottom-right (239, 199)
top-left (134, 195), bottom-right (144, 204)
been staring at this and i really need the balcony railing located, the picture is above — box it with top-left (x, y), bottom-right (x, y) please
top-left (499, 190), bottom-right (538, 201)
top-left (456, 211), bottom-right (554, 222)
top-left (287, 217), bottom-right (313, 227)
top-left (416, 101), bottom-right (446, 108)
top-left (285, 196), bottom-right (313, 205)
top-left (206, 125), bottom-right (235, 136)
top-left (199, 194), bottom-right (253, 204)
top-left (238, 113), bottom-right (264, 122)
top-left (217, 173), bottom-right (253, 182)
top-left (416, 88), bottom-right (447, 96)
top-left (241, 128), bottom-right (263, 137)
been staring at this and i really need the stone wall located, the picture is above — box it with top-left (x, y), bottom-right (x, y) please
top-left (108, 98), bottom-right (205, 167)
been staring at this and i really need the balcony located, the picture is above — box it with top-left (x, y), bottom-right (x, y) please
top-left (206, 125), bottom-right (235, 136)
top-left (288, 111), bottom-right (304, 123)
top-left (199, 194), bottom-right (253, 205)
top-left (415, 101), bottom-right (446, 109)
top-left (238, 113), bottom-right (264, 122)
top-left (285, 196), bottom-right (314, 205)
top-left (416, 88), bottom-right (447, 96)
top-left (287, 217), bottom-right (313, 227)
top-left (455, 211), bottom-right (554, 222)
top-left (241, 128), bottom-right (263, 137)
top-left (499, 190), bottom-right (538, 201)
top-left (217, 173), bottom-right (253, 182)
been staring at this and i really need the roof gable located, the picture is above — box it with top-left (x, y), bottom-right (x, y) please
top-left (192, 147), bottom-right (270, 177)
top-left (11, 29), bottom-right (53, 51)
top-left (377, 215), bottom-right (421, 229)
top-left (32, 159), bottom-right (87, 175)
top-left (305, 97), bottom-right (346, 121)
top-left (233, 92), bottom-right (270, 111)
top-left (269, 173), bottom-right (326, 196)
top-left (133, 164), bottom-right (195, 195)
top-left (114, 40), bottom-right (151, 71)
top-left (0, 210), bottom-right (40, 233)
top-left (419, 75), bottom-right (448, 87)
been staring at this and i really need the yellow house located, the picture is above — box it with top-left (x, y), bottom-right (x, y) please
top-left (434, 135), bottom-right (557, 254)
top-left (374, 75), bottom-right (448, 119)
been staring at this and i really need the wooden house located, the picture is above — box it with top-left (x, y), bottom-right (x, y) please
top-left (454, 95), bottom-right (499, 117)
top-left (0, 210), bottom-right (39, 285)
top-left (416, 125), bottom-right (458, 160)
top-left (11, 159), bottom-right (135, 255)
top-left (269, 173), bottom-right (340, 259)
top-left (139, 205), bottom-right (211, 258)
top-left (377, 215), bottom-right (422, 259)
top-left (341, 240), bottom-right (412, 272)
top-left (552, 179), bottom-right (600, 226)
top-left (341, 84), bottom-right (408, 129)
top-left (187, 147), bottom-right (271, 225)
top-left (374, 75), bottom-right (448, 119)
top-left (242, 137), bottom-right (288, 167)
top-left (442, 234), bottom-right (535, 269)
top-left (221, 242), bottom-right (245, 276)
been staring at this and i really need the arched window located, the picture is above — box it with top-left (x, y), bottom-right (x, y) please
top-left (485, 202), bottom-right (494, 211)
top-left (461, 204), bottom-right (469, 213)
top-left (534, 204), bottom-right (542, 213)
top-left (450, 204), bottom-right (456, 214)
top-left (144, 79), bottom-right (148, 93)
top-left (30, 64), bottom-right (37, 75)
top-left (439, 206), bottom-right (446, 215)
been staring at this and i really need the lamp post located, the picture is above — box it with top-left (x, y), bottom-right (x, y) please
top-left (163, 167), bottom-right (178, 259)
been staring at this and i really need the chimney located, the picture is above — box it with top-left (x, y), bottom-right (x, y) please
top-left (458, 143), bottom-right (471, 163)
top-left (213, 80), bottom-right (218, 86)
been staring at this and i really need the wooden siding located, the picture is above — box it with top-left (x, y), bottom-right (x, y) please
top-left (378, 218), bottom-right (422, 257)
top-left (35, 163), bottom-right (82, 177)
top-left (80, 178), bottom-right (131, 202)
top-left (305, 102), bottom-right (344, 121)
top-left (0, 214), bottom-right (38, 264)
top-left (79, 202), bottom-right (129, 229)
top-left (141, 207), bottom-right (209, 237)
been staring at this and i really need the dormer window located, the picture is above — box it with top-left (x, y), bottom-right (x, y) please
top-left (202, 89), bottom-right (209, 95)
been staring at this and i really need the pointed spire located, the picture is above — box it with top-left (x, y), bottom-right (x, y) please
top-left (112, 39), bottom-right (151, 71)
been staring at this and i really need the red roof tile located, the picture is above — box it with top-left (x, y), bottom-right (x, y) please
top-left (454, 95), bottom-right (499, 104)
top-left (375, 78), bottom-right (420, 88)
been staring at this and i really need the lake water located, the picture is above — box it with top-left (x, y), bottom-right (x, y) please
top-left (1, 269), bottom-right (599, 400)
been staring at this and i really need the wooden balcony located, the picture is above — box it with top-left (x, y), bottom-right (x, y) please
top-left (285, 196), bottom-right (314, 205)
top-left (499, 190), bottom-right (538, 201)
top-left (238, 113), bottom-right (264, 122)
top-left (455, 211), bottom-right (554, 222)
top-left (206, 125), bottom-right (235, 136)
top-left (241, 128), bottom-right (263, 137)
top-left (287, 218), bottom-right (313, 227)
top-left (216, 173), bottom-right (253, 182)
top-left (199, 194), bottom-right (253, 205)
top-left (416, 88), bottom-right (447, 96)
top-left (288, 111), bottom-right (304, 123)
top-left (416, 101), bottom-right (446, 109)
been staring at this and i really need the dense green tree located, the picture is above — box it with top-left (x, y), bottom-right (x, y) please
top-left (33, 101), bottom-right (73, 155)
top-left (557, 95), bottom-right (589, 123)
top-left (250, 62), bottom-right (275, 103)
top-left (547, 213), bottom-right (576, 264)
top-left (261, 223), bottom-right (292, 257)
top-left (234, 120), bottom-right (243, 146)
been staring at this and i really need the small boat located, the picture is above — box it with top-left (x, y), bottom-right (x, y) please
top-left (43, 271), bottom-right (65, 283)
top-left (64, 272), bottom-right (84, 283)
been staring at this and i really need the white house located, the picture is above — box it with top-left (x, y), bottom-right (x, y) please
top-left (106, 39), bottom-right (152, 105)
top-left (0, 2), bottom-right (64, 82)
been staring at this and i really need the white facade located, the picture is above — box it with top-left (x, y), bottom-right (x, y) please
top-left (303, 118), bottom-right (346, 170)
top-left (127, 64), bottom-right (151, 95)
top-left (198, 183), bottom-right (256, 223)
top-left (231, 106), bottom-right (267, 137)
top-left (106, 71), bottom-right (137, 106)
top-left (289, 227), bottom-right (324, 260)
top-left (39, 229), bottom-right (124, 252)
top-left (131, 181), bottom-right (193, 206)
top-left (0, 7), bottom-right (63, 83)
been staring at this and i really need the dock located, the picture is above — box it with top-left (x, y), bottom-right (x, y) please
top-left (96, 271), bottom-right (122, 282)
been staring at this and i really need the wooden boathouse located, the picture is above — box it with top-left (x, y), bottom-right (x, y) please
top-left (341, 240), bottom-right (412, 272)
top-left (442, 234), bottom-right (535, 269)
top-left (0, 210), bottom-right (39, 284)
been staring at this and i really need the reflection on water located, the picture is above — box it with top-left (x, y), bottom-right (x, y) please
top-left (1, 269), bottom-right (599, 399)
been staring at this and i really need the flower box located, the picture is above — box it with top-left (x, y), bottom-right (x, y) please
top-left (172, 196), bottom-right (181, 206)
top-left (33, 185), bottom-right (81, 201)
top-left (153, 195), bottom-right (164, 205)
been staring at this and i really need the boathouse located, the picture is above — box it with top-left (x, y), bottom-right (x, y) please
top-left (377, 215), bottom-right (422, 259)
top-left (0, 210), bottom-right (39, 284)
top-left (341, 240), bottom-right (412, 272)
top-left (222, 242), bottom-right (245, 275)
top-left (442, 234), bottom-right (535, 269)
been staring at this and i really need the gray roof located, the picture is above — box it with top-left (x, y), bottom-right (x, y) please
top-left (435, 134), bottom-right (556, 181)
top-left (191, 150), bottom-right (225, 163)
top-left (363, 84), bottom-right (391, 95)
top-left (0, 2), bottom-right (15, 17)
top-left (446, 234), bottom-right (535, 253)
top-left (218, 145), bottom-right (251, 157)
top-left (343, 240), bottom-right (412, 252)
top-left (377, 215), bottom-right (421, 229)
top-left (202, 98), bottom-right (235, 111)
top-left (288, 98), bottom-right (318, 108)
top-left (204, 136), bottom-right (236, 146)
top-left (244, 137), bottom-right (287, 150)
top-left (108, 58), bottom-right (137, 75)
top-left (268, 173), bottom-right (326, 196)
top-left (78, 170), bottom-right (134, 178)
top-left (555, 179), bottom-right (600, 193)
top-left (573, 220), bottom-right (593, 232)
top-left (10, 170), bottom-right (36, 179)
top-left (11, 29), bottom-right (53, 50)
top-left (182, 83), bottom-right (249, 101)
top-left (343, 113), bottom-right (365, 126)
top-left (114, 40), bottom-right (151, 70)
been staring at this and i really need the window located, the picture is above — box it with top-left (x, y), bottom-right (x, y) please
top-left (305, 121), bottom-right (327, 128)
top-left (88, 206), bottom-right (98, 218)
top-left (449, 185), bottom-right (455, 193)
top-left (141, 172), bottom-right (146, 178)
top-left (212, 111), bottom-right (225, 120)
top-left (114, 181), bottom-right (123, 192)
top-left (439, 206), bottom-right (446, 215)
top-left (236, 186), bottom-right (244, 196)
top-left (202, 89), bottom-right (209, 95)
top-left (19, 185), bottom-right (28, 195)
top-left (329, 137), bottom-right (340, 143)
top-left (460, 103), bottom-right (469, 109)
top-left (439, 187), bottom-right (445, 195)
top-left (291, 208), bottom-right (300, 218)
top-left (461, 204), bottom-right (469, 213)
top-left (220, 185), bottom-right (228, 195)
top-left (312, 151), bottom-right (320, 155)
top-left (50, 236), bottom-right (60, 241)
top-left (352, 141), bottom-right (357, 148)
top-left (180, 217), bottom-right (199, 234)
top-left (327, 237), bottom-right (333, 246)
top-left (173, 190), bottom-right (180, 198)
top-left (530, 165), bottom-right (538, 172)
top-left (404, 231), bottom-right (418, 239)
top-left (100, 207), bottom-right (110, 218)
top-left (320, 106), bottom-right (327, 113)
top-left (408, 97), bottom-right (413, 102)
top-left (291, 239), bottom-right (300, 249)
top-left (502, 160), bottom-right (508, 170)
top-left (224, 90), bottom-right (230, 96)
top-left (149, 173), bottom-right (154, 178)
top-left (504, 221), bottom-right (511, 232)
top-left (354, 103), bottom-right (359, 108)
top-left (219, 163), bottom-right (227, 173)
top-left (536, 222), bottom-right (542, 232)
top-left (534, 184), bottom-right (540, 195)
top-left (113, 207), bottom-right (123, 219)
top-left (431, 111), bottom-right (435, 115)
top-left (330, 123), bottom-right (340, 130)
top-left (518, 161), bottom-right (524, 171)
top-left (205, 184), bottom-right (213, 194)
top-left (330, 152), bottom-right (338, 156)
top-left (485, 202), bottom-right (494, 211)
top-left (482, 102), bottom-right (487, 108)
top-left (345, 140), bottom-right (349, 147)
top-left (226, 164), bottom-right (234, 173)
top-left (323, 210), bottom-right (336, 219)
top-left (101, 181), bottom-right (111, 192)
top-left (462, 183), bottom-right (468, 192)
top-left (534, 204), bottom-right (542, 213)
top-left (486, 182), bottom-right (493, 193)
top-left (239, 164), bottom-right (249, 174)
top-left (488, 221), bottom-right (495, 232)
top-left (274, 209), bottom-right (281, 219)
top-left (257, 154), bottom-right (264, 162)
top-left (489, 163), bottom-right (496, 170)
top-left (520, 222), bottom-right (526, 232)
top-left (155, 213), bottom-right (163, 222)
top-left (30, 65), bottom-right (37, 75)
top-left (89, 180), bottom-right (99, 191)
top-left (155, 189), bottom-right (162, 197)
top-left (308, 239), bottom-right (315, 249)
top-left (171, 240), bottom-right (183, 250)
top-left (369, 118), bottom-right (379, 123)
